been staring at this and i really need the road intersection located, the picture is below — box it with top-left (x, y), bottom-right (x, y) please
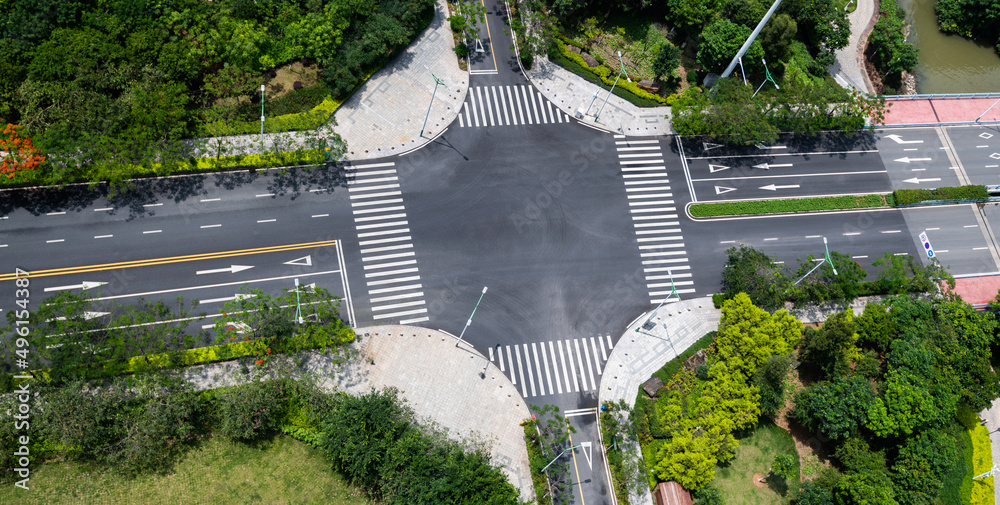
top-left (3, 1), bottom-right (1000, 502)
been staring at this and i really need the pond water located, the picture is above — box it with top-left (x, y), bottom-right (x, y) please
top-left (896, 0), bottom-right (1000, 93)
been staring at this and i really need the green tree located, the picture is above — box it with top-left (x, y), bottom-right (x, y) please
top-left (652, 42), bottom-right (682, 79)
top-left (665, 0), bottom-right (724, 35)
top-left (779, 0), bottom-right (850, 53)
top-left (216, 379), bottom-right (287, 441)
top-left (719, 245), bottom-right (789, 310)
top-left (754, 354), bottom-right (793, 416)
top-left (891, 429), bottom-right (957, 505)
top-left (856, 302), bottom-right (896, 352)
top-left (793, 377), bottom-right (876, 439)
top-left (715, 293), bottom-right (801, 379)
top-left (760, 13), bottom-right (798, 60)
top-left (770, 453), bottom-right (797, 483)
top-left (799, 309), bottom-right (860, 379)
top-left (696, 19), bottom-right (765, 74)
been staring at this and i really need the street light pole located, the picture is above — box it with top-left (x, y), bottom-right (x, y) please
top-left (975, 97), bottom-right (1000, 123)
top-left (455, 286), bottom-right (488, 347)
top-left (541, 444), bottom-right (582, 473)
top-left (752, 58), bottom-right (779, 98)
top-left (420, 66), bottom-right (448, 138)
top-left (260, 84), bottom-right (266, 148)
top-left (636, 269), bottom-right (678, 332)
top-left (595, 51), bottom-right (631, 122)
top-left (293, 278), bottom-right (304, 324)
top-left (792, 237), bottom-right (838, 286)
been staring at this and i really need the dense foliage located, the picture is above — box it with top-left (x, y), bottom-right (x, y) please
top-left (718, 245), bottom-right (951, 311)
top-left (867, 0), bottom-right (919, 92)
top-left (0, 0), bottom-right (433, 184)
top-left (893, 185), bottom-right (989, 206)
top-left (936, 0), bottom-right (1000, 56)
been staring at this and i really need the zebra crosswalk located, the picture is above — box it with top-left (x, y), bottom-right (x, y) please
top-left (347, 162), bottom-right (428, 325)
top-left (457, 85), bottom-right (572, 128)
top-left (614, 135), bottom-right (697, 303)
top-left (489, 336), bottom-right (614, 399)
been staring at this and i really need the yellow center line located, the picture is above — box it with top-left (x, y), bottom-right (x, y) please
top-left (568, 423), bottom-right (586, 505)
top-left (481, 0), bottom-right (498, 72)
top-left (0, 240), bottom-right (337, 281)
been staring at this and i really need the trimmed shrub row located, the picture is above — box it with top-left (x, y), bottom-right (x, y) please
top-left (689, 194), bottom-right (894, 217)
top-left (893, 185), bottom-right (989, 206)
top-left (549, 38), bottom-right (667, 108)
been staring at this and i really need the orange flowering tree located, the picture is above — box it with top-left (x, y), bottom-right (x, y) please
top-left (0, 124), bottom-right (45, 182)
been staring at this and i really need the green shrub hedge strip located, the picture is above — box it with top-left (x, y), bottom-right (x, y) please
top-left (689, 194), bottom-right (894, 217)
top-left (893, 185), bottom-right (989, 206)
top-left (550, 38), bottom-right (668, 108)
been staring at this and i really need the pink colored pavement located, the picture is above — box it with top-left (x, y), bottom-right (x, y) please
top-left (943, 275), bottom-right (1000, 308)
top-left (881, 96), bottom-right (1000, 125)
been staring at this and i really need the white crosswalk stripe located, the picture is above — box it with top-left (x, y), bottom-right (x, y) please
top-left (347, 161), bottom-right (429, 325)
top-left (615, 139), bottom-right (697, 302)
top-left (490, 336), bottom-right (615, 399)
top-left (458, 85), bottom-right (572, 128)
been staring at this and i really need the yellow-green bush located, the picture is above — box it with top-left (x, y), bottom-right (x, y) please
top-left (962, 423), bottom-right (994, 504)
top-left (552, 39), bottom-right (668, 106)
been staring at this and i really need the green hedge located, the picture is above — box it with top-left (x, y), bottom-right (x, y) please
top-left (523, 421), bottom-right (551, 505)
top-left (689, 194), bottom-right (894, 217)
top-left (651, 331), bottom-right (716, 385)
top-left (893, 185), bottom-right (989, 206)
top-left (549, 39), bottom-right (667, 108)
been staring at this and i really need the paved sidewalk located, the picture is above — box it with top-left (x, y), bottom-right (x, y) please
top-left (335, 0), bottom-right (468, 160)
top-left (527, 56), bottom-right (673, 136)
top-left (828, 0), bottom-right (878, 93)
top-left (599, 296), bottom-right (721, 505)
top-left (881, 96), bottom-right (1000, 125)
top-left (180, 325), bottom-right (534, 503)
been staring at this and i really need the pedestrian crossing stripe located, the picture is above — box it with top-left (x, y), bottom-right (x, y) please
top-left (458, 85), bottom-right (572, 128)
top-left (345, 161), bottom-right (429, 326)
top-left (613, 139), bottom-right (697, 302)
top-left (490, 336), bottom-right (614, 399)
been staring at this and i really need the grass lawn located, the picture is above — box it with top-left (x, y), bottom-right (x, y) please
top-left (713, 419), bottom-right (800, 505)
top-left (0, 435), bottom-right (372, 505)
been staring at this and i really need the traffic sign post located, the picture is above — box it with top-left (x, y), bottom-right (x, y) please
top-left (919, 231), bottom-right (935, 259)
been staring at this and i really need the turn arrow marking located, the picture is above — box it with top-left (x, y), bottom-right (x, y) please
top-left (760, 184), bottom-right (801, 191)
top-left (196, 265), bottom-right (254, 275)
top-left (885, 134), bottom-right (923, 144)
top-left (894, 157), bottom-right (932, 163)
top-left (715, 186), bottom-right (737, 194)
top-left (708, 164), bottom-right (729, 173)
top-left (44, 281), bottom-right (108, 292)
top-left (753, 163), bottom-right (793, 170)
top-left (903, 177), bottom-right (942, 184)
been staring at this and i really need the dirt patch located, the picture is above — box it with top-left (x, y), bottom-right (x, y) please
top-left (771, 368), bottom-right (831, 481)
top-left (753, 473), bottom-right (767, 487)
top-left (267, 62), bottom-right (320, 99)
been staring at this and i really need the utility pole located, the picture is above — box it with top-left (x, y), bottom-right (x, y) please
top-left (720, 0), bottom-right (784, 79)
top-left (260, 84), bottom-right (266, 148)
top-left (637, 269), bottom-right (678, 331)
top-left (455, 286), bottom-right (488, 347)
top-left (420, 66), bottom-right (448, 138)
top-left (293, 278), bottom-right (304, 324)
top-left (792, 237), bottom-right (838, 286)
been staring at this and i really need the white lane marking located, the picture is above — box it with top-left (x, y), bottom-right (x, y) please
top-left (497, 345), bottom-right (505, 372)
top-left (47, 212), bottom-right (65, 216)
top-left (506, 86), bottom-right (520, 126)
top-left (620, 159), bottom-right (666, 165)
top-left (366, 275), bottom-right (421, 287)
top-left (533, 342), bottom-right (549, 395)
top-left (349, 191), bottom-right (402, 200)
top-left (634, 214), bottom-right (679, 221)
top-left (852, 255), bottom-right (868, 259)
top-left (548, 341), bottom-right (562, 394)
top-left (399, 316), bottom-right (428, 325)
top-left (965, 224), bottom-right (979, 228)
top-left (591, 337), bottom-right (603, 375)
top-left (371, 300), bottom-right (426, 311)
top-left (515, 86), bottom-right (529, 124)
top-left (927, 227), bottom-right (940, 231)
top-left (372, 307), bottom-right (427, 320)
top-left (350, 162), bottom-right (396, 170)
top-left (354, 205), bottom-right (406, 215)
top-left (47, 239), bottom-right (65, 243)
top-left (200, 224), bottom-right (222, 229)
top-left (350, 198), bottom-right (404, 207)
top-left (974, 247), bottom-right (989, 250)
top-left (616, 139), bottom-right (658, 144)
top-left (311, 214), bottom-right (329, 218)
top-left (95, 208), bottom-right (112, 212)
top-left (843, 232), bottom-right (861, 236)
top-left (257, 219), bottom-right (276, 223)
top-left (607, 335), bottom-right (613, 350)
top-left (201, 198), bottom-right (221, 202)
top-left (805, 235), bottom-right (822, 238)
top-left (626, 186), bottom-right (673, 192)
top-left (477, 86), bottom-right (488, 126)
top-left (143, 203), bottom-right (163, 208)
top-left (469, 88), bottom-right (480, 127)
top-left (495, 86), bottom-right (509, 125)
top-left (513, 346), bottom-right (524, 393)
top-left (348, 183), bottom-right (400, 192)
top-left (627, 192), bottom-right (674, 200)
top-left (629, 200), bottom-right (676, 206)
top-left (599, 336), bottom-right (608, 361)
top-left (547, 100), bottom-right (557, 124)
top-left (936, 249), bottom-right (949, 253)
top-left (635, 228), bottom-right (682, 235)
top-left (356, 227), bottom-right (410, 238)
top-left (363, 262), bottom-right (418, 273)
top-left (639, 243), bottom-right (685, 250)
top-left (634, 221), bottom-right (680, 228)
top-left (881, 230), bottom-right (901, 234)
top-left (356, 220), bottom-right (408, 230)
top-left (458, 107), bottom-right (465, 127)
top-left (369, 283), bottom-right (422, 295)
top-left (641, 251), bottom-right (687, 257)
top-left (617, 146), bottom-right (662, 151)
top-left (359, 235), bottom-right (411, 246)
top-left (143, 230), bottom-right (161, 234)
top-left (619, 152), bottom-right (666, 158)
top-left (349, 169), bottom-right (397, 178)
top-left (483, 86), bottom-right (495, 126)
top-left (523, 343), bottom-right (537, 397)
top-left (507, 346), bottom-right (516, 385)
top-left (360, 243), bottom-right (413, 254)
top-left (622, 172), bottom-right (669, 178)
top-left (370, 292), bottom-right (424, 303)
top-left (637, 236), bottom-right (684, 243)
top-left (362, 252), bottom-right (415, 262)
top-left (528, 86), bottom-right (542, 123)
top-left (720, 240), bottom-right (737, 244)
top-left (564, 339), bottom-right (580, 392)
top-left (631, 207), bottom-right (677, 213)
top-left (581, 339), bottom-right (596, 391)
top-left (94, 235), bottom-right (113, 239)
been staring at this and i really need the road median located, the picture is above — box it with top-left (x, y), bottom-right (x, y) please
top-left (688, 193), bottom-right (895, 218)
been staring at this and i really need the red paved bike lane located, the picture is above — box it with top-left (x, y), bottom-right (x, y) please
top-left (880, 96), bottom-right (1000, 126)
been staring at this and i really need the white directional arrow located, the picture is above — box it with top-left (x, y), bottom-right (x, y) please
top-left (196, 265), bottom-right (254, 275)
top-left (703, 142), bottom-right (723, 151)
top-left (760, 184), bottom-right (801, 191)
top-left (44, 281), bottom-right (108, 292)
top-left (581, 442), bottom-right (593, 471)
top-left (284, 255), bottom-right (313, 266)
top-left (753, 163), bottom-right (793, 170)
top-left (50, 311), bottom-right (110, 321)
top-left (894, 157), bottom-right (932, 163)
top-left (903, 177), bottom-right (942, 184)
top-left (755, 144), bottom-right (787, 150)
top-left (715, 186), bottom-right (737, 195)
top-left (886, 134), bottom-right (923, 144)
top-left (708, 164), bottom-right (729, 173)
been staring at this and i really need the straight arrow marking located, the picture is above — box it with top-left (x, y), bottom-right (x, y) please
top-left (760, 184), bottom-right (801, 191)
top-left (903, 177), bottom-right (942, 184)
top-left (753, 163), bottom-right (793, 170)
top-left (886, 134), bottom-right (922, 144)
top-left (894, 157), bottom-right (932, 163)
top-left (196, 265), bottom-right (254, 275)
top-left (44, 281), bottom-right (108, 292)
